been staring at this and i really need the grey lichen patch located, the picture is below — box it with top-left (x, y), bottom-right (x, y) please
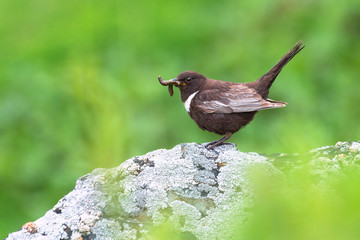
top-left (308, 141), bottom-right (360, 184)
top-left (113, 143), bottom-right (282, 239)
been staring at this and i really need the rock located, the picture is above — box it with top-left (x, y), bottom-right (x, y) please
top-left (5, 141), bottom-right (360, 240)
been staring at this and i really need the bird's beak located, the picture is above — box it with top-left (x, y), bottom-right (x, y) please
top-left (158, 76), bottom-right (185, 97)
top-left (158, 76), bottom-right (184, 86)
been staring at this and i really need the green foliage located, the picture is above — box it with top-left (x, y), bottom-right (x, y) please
top-left (239, 148), bottom-right (360, 240)
top-left (0, 0), bottom-right (359, 236)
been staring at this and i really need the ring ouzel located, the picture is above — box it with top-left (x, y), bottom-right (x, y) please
top-left (158, 41), bottom-right (304, 149)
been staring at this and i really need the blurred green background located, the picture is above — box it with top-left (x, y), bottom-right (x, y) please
top-left (1, 0), bottom-right (359, 236)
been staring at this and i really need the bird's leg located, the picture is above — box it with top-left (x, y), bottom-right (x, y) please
top-left (205, 132), bottom-right (232, 150)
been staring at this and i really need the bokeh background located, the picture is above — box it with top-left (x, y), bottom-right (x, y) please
top-left (1, 0), bottom-right (359, 236)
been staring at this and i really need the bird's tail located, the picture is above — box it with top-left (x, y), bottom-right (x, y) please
top-left (255, 40), bottom-right (304, 98)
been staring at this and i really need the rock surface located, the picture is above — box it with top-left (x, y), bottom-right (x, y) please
top-left (5, 141), bottom-right (360, 240)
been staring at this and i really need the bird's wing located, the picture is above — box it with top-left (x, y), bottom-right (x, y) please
top-left (195, 85), bottom-right (286, 113)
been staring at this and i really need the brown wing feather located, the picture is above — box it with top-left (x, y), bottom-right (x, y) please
top-left (195, 85), bottom-right (286, 113)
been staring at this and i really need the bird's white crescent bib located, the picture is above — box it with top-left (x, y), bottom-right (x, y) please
top-left (184, 91), bottom-right (199, 113)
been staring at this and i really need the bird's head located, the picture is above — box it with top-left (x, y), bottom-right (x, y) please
top-left (158, 71), bottom-right (206, 99)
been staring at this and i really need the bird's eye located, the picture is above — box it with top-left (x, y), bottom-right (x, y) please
top-left (186, 77), bottom-right (192, 82)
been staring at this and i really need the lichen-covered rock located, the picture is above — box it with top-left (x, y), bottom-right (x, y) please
top-left (5, 141), bottom-right (360, 240)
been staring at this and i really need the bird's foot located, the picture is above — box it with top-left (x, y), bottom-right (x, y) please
top-left (205, 132), bottom-right (232, 150)
top-left (205, 141), bottom-right (219, 150)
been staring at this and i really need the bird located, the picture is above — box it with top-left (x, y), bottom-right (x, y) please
top-left (158, 41), bottom-right (304, 149)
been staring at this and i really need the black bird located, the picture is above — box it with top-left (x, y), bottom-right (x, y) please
top-left (158, 41), bottom-right (304, 149)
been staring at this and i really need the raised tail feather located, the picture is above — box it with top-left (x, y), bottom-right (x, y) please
top-left (255, 40), bottom-right (305, 98)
